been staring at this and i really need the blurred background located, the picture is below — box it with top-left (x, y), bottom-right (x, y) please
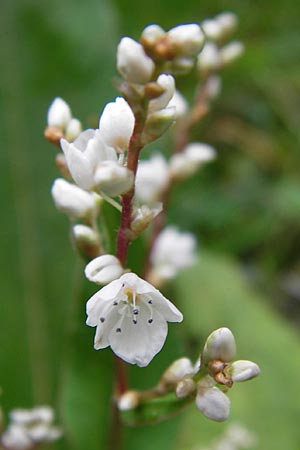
top-left (1, 0), bottom-right (300, 449)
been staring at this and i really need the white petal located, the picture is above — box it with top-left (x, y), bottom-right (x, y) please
top-left (51, 178), bottom-right (96, 218)
top-left (195, 386), bottom-right (230, 421)
top-left (108, 306), bottom-right (168, 367)
top-left (60, 139), bottom-right (94, 189)
top-left (94, 160), bottom-right (134, 197)
top-left (202, 327), bottom-right (236, 363)
top-left (230, 360), bottom-right (260, 382)
top-left (93, 305), bottom-right (121, 349)
top-left (99, 97), bottom-right (135, 153)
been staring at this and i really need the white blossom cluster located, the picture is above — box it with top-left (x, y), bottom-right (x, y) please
top-left (1, 406), bottom-right (62, 450)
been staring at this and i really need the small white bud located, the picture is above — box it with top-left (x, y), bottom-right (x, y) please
top-left (202, 328), bottom-right (236, 364)
top-left (228, 360), bottom-right (260, 382)
top-left (65, 118), bottom-right (82, 141)
top-left (216, 12), bottom-right (238, 37)
top-left (196, 385), bottom-right (231, 422)
top-left (162, 357), bottom-right (194, 385)
top-left (94, 160), bottom-right (134, 197)
top-left (142, 107), bottom-right (176, 145)
top-left (167, 24), bottom-right (205, 57)
top-left (85, 255), bottom-right (124, 285)
top-left (118, 391), bottom-right (140, 411)
top-left (197, 42), bottom-right (221, 73)
top-left (73, 224), bottom-right (99, 244)
top-left (117, 37), bottom-right (155, 84)
top-left (1, 424), bottom-right (32, 450)
top-left (201, 19), bottom-right (223, 41)
top-left (51, 178), bottom-right (98, 219)
top-left (168, 56), bottom-right (195, 74)
top-left (130, 203), bottom-right (163, 238)
top-left (170, 142), bottom-right (216, 180)
top-left (220, 41), bottom-right (244, 66)
top-left (141, 24), bottom-right (165, 47)
top-left (148, 74), bottom-right (175, 114)
top-left (176, 378), bottom-right (196, 398)
top-left (47, 97), bottom-right (72, 130)
top-left (99, 97), bottom-right (135, 153)
top-left (135, 154), bottom-right (169, 204)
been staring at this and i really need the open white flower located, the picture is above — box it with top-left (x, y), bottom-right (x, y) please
top-left (86, 272), bottom-right (183, 367)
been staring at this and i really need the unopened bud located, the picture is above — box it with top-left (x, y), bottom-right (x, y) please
top-left (202, 328), bottom-right (236, 365)
top-left (94, 161), bottom-right (134, 197)
top-left (130, 203), bottom-right (162, 238)
top-left (167, 24), bottom-right (205, 58)
top-left (117, 37), bottom-right (155, 84)
top-left (65, 118), bottom-right (82, 141)
top-left (47, 97), bottom-right (72, 131)
top-left (197, 42), bottom-right (221, 73)
top-left (176, 377), bottom-right (196, 398)
top-left (161, 357), bottom-right (194, 386)
top-left (196, 384), bottom-right (230, 422)
top-left (141, 24), bottom-right (165, 55)
top-left (142, 107), bottom-right (176, 145)
top-left (216, 12), bottom-right (238, 37)
top-left (85, 254), bottom-right (124, 284)
top-left (227, 360), bottom-right (260, 382)
top-left (73, 224), bottom-right (102, 259)
top-left (220, 41), bottom-right (244, 66)
top-left (148, 74), bottom-right (175, 114)
top-left (118, 391), bottom-right (140, 411)
top-left (201, 19), bottom-right (223, 41)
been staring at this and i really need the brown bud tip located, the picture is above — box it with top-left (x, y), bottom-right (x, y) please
top-left (208, 359), bottom-right (226, 375)
top-left (144, 82), bottom-right (165, 99)
top-left (44, 126), bottom-right (64, 146)
top-left (215, 371), bottom-right (233, 388)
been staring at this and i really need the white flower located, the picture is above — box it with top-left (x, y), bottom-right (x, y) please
top-left (85, 255), bottom-right (124, 284)
top-left (47, 97), bottom-right (72, 130)
top-left (150, 226), bottom-right (197, 280)
top-left (51, 178), bottom-right (98, 219)
top-left (60, 129), bottom-right (117, 190)
top-left (99, 97), bottom-right (135, 153)
top-left (86, 272), bottom-right (183, 367)
top-left (167, 24), bottom-right (205, 57)
top-left (148, 74), bottom-right (175, 114)
top-left (117, 37), bottom-right (155, 84)
top-left (135, 154), bottom-right (169, 203)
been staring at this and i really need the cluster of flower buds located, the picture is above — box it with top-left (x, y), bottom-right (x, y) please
top-left (118, 328), bottom-right (260, 422)
top-left (0, 406), bottom-right (62, 450)
top-left (198, 12), bottom-right (244, 75)
top-left (45, 97), bottom-right (82, 145)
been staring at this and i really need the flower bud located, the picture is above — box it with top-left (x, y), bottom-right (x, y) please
top-left (142, 107), bottom-right (176, 145)
top-left (216, 12), bottom-right (238, 37)
top-left (99, 97), bottom-right (135, 153)
top-left (167, 90), bottom-right (188, 118)
top-left (201, 19), bottom-right (223, 41)
top-left (195, 385), bottom-right (230, 422)
top-left (141, 24), bottom-right (165, 53)
top-left (202, 328), bottom-right (236, 364)
top-left (176, 378), bottom-right (196, 398)
top-left (167, 24), bottom-right (205, 58)
top-left (51, 178), bottom-right (98, 219)
top-left (85, 255), bottom-right (124, 285)
top-left (170, 142), bottom-right (216, 180)
top-left (117, 37), bottom-right (155, 84)
top-left (47, 97), bottom-right (72, 130)
top-left (167, 56), bottom-right (195, 74)
top-left (227, 360), bottom-right (260, 382)
top-left (148, 74), bottom-right (175, 114)
top-left (94, 161), bottom-right (134, 197)
top-left (197, 42), bottom-right (221, 73)
top-left (118, 391), bottom-right (140, 411)
top-left (220, 41), bottom-right (244, 66)
top-left (65, 118), bottom-right (82, 141)
top-left (129, 203), bottom-right (163, 238)
top-left (135, 154), bottom-right (169, 203)
top-left (162, 358), bottom-right (194, 386)
top-left (73, 224), bottom-right (102, 260)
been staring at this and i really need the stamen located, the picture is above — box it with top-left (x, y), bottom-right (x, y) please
top-left (116, 328), bottom-right (122, 333)
top-left (145, 298), bottom-right (154, 324)
top-left (148, 300), bottom-right (153, 304)
top-left (113, 301), bottom-right (118, 306)
top-left (148, 319), bottom-right (153, 324)
top-left (133, 308), bottom-right (139, 315)
top-left (100, 317), bottom-right (105, 323)
top-left (133, 319), bottom-right (137, 324)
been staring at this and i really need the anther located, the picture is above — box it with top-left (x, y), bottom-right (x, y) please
top-left (133, 308), bottom-right (139, 315)
top-left (148, 319), bottom-right (153, 324)
top-left (133, 319), bottom-right (137, 324)
top-left (116, 328), bottom-right (122, 333)
top-left (100, 317), bottom-right (105, 323)
top-left (148, 300), bottom-right (153, 304)
top-left (113, 301), bottom-right (118, 306)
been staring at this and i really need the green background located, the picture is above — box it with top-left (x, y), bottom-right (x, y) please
top-left (1, 0), bottom-right (300, 449)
